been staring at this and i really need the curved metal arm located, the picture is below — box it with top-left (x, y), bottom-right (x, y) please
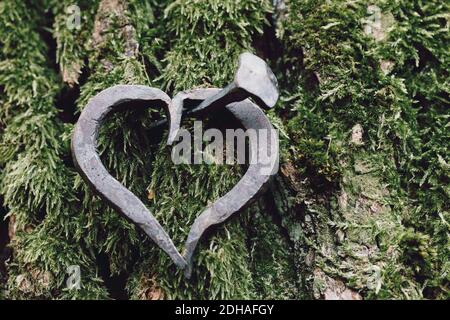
top-left (71, 85), bottom-right (187, 269)
top-left (170, 89), bottom-right (279, 278)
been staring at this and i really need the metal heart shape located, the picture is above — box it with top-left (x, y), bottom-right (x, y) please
top-left (72, 70), bottom-right (278, 278)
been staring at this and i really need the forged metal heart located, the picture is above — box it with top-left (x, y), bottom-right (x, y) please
top-left (170, 88), bottom-right (278, 278)
top-left (71, 53), bottom-right (279, 278)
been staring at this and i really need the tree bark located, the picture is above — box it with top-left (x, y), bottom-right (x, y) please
top-left (0, 0), bottom-right (447, 300)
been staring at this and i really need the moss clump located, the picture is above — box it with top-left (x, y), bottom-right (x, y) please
top-left (0, 0), bottom-right (447, 300)
top-left (276, 0), bottom-right (448, 299)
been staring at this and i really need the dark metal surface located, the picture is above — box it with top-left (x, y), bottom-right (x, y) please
top-left (171, 88), bottom-right (279, 278)
top-left (71, 85), bottom-right (186, 269)
top-left (150, 52), bottom-right (279, 136)
top-left (190, 52), bottom-right (279, 116)
top-left (71, 53), bottom-right (279, 277)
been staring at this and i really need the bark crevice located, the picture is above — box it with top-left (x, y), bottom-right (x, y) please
top-left (0, 197), bottom-right (10, 290)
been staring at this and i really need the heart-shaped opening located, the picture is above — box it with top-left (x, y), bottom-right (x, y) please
top-left (72, 85), bottom-right (278, 278)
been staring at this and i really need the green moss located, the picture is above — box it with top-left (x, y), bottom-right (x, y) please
top-left (0, 0), bottom-right (447, 300)
top-left (162, 0), bottom-right (272, 92)
top-left (0, 0), bottom-right (109, 299)
top-left (126, 0), bottom-right (285, 299)
top-left (276, 0), bottom-right (448, 299)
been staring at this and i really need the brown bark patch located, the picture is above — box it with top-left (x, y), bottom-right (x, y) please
top-left (137, 275), bottom-right (165, 300)
top-left (8, 215), bottom-right (16, 240)
top-left (314, 269), bottom-right (362, 300)
top-left (280, 161), bottom-right (303, 192)
top-left (62, 61), bottom-right (82, 87)
top-left (91, 0), bottom-right (138, 59)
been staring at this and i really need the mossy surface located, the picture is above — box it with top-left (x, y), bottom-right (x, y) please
top-left (0, 0), bottom-right (448, 299)
top-left (275, 0), bottom-right (448, 299)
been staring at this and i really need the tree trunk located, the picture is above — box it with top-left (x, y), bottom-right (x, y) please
top-left (0, 0), bottom-right (448, 299)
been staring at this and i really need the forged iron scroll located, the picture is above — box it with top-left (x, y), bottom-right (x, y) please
top-left (71, 52), bottom-right (279, 278)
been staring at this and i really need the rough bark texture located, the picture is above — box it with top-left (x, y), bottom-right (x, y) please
top-left (0, 0), bottom-right (448, 299)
